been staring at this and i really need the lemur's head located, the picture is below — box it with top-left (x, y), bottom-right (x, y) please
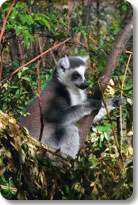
top-left (54, 55), bottom-right (89, 90)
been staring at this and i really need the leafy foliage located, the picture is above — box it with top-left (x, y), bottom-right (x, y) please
top-left (0, 111), bottom-right (133, 199)
top-left (1, 1), bottom-right (53, 48)
top-left (0, 63), bottom-right (52, 119)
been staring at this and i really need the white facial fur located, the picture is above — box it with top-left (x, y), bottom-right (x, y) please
top-left (75, 65), bottom-right (86, 81)
top-left (57, 55), bottom-right (88, 86)
top-left (58, 55), bottom-right (70, 70)
top-left (57, 65), bottom-right (86, 88)
top-left (56, 56), bottom-right (88, 105)
top-left (57, 65), bottom-right (87, 105)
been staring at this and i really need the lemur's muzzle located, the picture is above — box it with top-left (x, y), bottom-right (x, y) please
top-left (79, 80), bottom-right (89, 89)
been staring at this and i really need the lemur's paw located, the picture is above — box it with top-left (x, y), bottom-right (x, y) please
top-left (87, 99), bottom-right (102, 110)
top-left (112, 96), bottom-right (126, 107)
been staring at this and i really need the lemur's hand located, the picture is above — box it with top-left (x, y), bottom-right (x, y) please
top-left (87, 99), bottom-right (102, 111)
top-left (112, 96), bottom-right (126, 107)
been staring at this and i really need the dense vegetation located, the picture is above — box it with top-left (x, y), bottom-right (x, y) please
top-left (0, 0), bottom-right (133, 200)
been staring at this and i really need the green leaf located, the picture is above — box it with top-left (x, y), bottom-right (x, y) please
top-left (104, 124), bottom-right (112, 131)
top-left (11, 85), bottom-right (19, 89)
top-left (81, 30), bottom-right (87, 39)
top-left (16, 25), bottom-right (28, 30)
top-left (25, 31), bottom-right (34, 41)
top-left (21, 77), bottom-right (31, 82)
top-left (22, 30), bottom-right (34, 44)
top-left (19, 14), bottom-right (27, 24)
top-left (22, 67), bottom-right (29, 72)
top-left (91, 157), bottom-right (97, 165)
top-left (34, 16), bottom-right (42, 22)
top-left (104, 132), bottom-right (110, 141)
top-left (123, 85), bottom-right (133, 91)
top-left (100, 133), bottom-right (104, 142)
top-left (74, 48), bottom-right (78, 54)
top-left (6, 24), bottom-right (13, 30)
top-left (10, 8), bottom-right (18, 20)
top-left (65, 185), bottom-right (70, 195)
top-left (15, 2), bottom-right (25, 9)
top-left (96, 125), bottom-right (105, 132)
top-left (60, 19), bottom-right (67, 26)
top-left (99, 133), bottom-right (104, 147)
top-left (26, 15), bottom-right (34, 25)
top-left (1, 175), bottom-right (7, 183)
top-left (42, 19), bottom-right (51, 30)
top-left (15, 28), bottom-right (21, 36)
top-left (18, 71), bottom-right (22, 79)
top-left (23, 36), bottom-right (30, 49)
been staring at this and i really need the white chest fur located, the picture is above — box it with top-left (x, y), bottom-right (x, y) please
top-left (67, 87), bottom-right (87, 106)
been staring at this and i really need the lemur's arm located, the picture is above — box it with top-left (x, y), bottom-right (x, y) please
top-left (93, 96), bottom-right (126, 124)
top-left (44, 99), bottom-right (101, 124)
top-left (44, 96), bottom-right (125, 125)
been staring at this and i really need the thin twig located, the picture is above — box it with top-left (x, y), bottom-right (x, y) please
top-left (38, 37), bottom-right (46, 67)
top-left (0, 48), bottom-right (4, 81)
top-left (98, 80), bottom-right (124, 167)
top-left (0, 0), bottom-right (16, 80)
top-left (0, 37), bottom-right (71, 84)
top-left (68, 0), bottom-right (70, 33)
top-left (0, 0), bottom-right (16, 44)
top-left (50, 183), bottom-right (56, 200)
top-left (0, 184), bottom-right (17, 192)
top-left (36, 60), bottom-right (44, 142)
top-left (120, 52), bottom-right (132, 153)
top-left (18, 39), bottom-right (23, 63)
top-left (50, 50), bottom-right (57, 64)
top-left (121, 52), bottom-right (132, 94)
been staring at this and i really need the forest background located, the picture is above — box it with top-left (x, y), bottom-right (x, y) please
top-left (0, 0), bottom-right (133, 200)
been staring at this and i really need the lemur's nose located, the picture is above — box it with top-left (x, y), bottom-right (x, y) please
top-left (83, 80), bottom-right (89, 88)
top-left (81, 80), bottom-right (89, 89)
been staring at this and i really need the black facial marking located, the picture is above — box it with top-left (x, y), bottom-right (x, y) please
top-left (72, 71), bottom-right (81, 80)
top-left (59, 62), bottom-right (66, 72)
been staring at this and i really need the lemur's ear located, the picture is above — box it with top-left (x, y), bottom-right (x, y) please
top-left (78, 56), bottom-right (89, 64)
top-left (59, 55), bottom-right (70, 71)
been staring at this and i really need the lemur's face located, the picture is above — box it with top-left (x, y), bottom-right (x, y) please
top-left (71, 66), bottom-right (88, 89)
top-left (56, 56), bottom-right (89, 90)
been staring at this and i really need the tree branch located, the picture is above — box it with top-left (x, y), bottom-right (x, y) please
top-left (0, 37), bottom-right (71, 84)
top-left (0, 0), bottom-right (16, 44)
top-left (79, 18), bottom-right (133, 145)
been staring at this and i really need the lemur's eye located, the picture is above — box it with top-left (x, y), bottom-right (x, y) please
top-left (74, 74), bottom-right (80, 79)
top-left (72, 72), bottom-right (81, 80)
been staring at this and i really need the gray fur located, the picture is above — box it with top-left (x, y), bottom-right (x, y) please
top-left (20, 56), bottom-right (101, 158)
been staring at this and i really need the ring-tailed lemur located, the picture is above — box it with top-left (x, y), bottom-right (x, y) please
top-left (20, 55), bottom-right (101, 158)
